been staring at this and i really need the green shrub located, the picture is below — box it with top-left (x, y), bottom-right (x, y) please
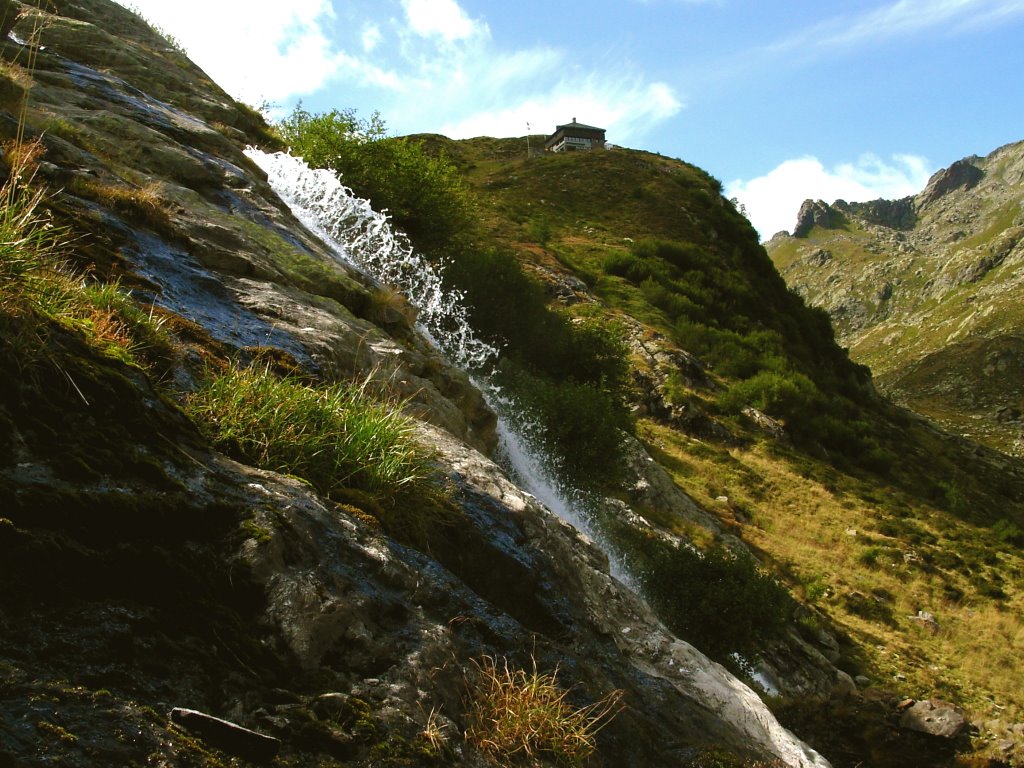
top-left (720, 370), bottom-right (822, 420)
top-left (992, 518), bottom-right (1024, 547)
top-left (842, 591), bottom-right (896, 626)
top-left (525, 216), bottom-right (553, 247)
top-left (857, 546), bottom-right (883, 568)
top-left (504, 367), bottom-right (628, 486)
top-left (634, 537), bottom-right (794, 669)
top-left (802, 575), bottom-right (830, 604)
top-left (443, 247), bottom-right (629, 385)
top-left (940, 481), bottom-right (970, 516)
top-left (278, 105), bottom-right (474, 254)
top-left (442, 246), bottom-right (631, 488)
top-left (603, 251), bottom-right (656, 283)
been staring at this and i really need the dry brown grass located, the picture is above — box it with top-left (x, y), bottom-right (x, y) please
top-left (72, 179), bottom-right (170, 228)
top-left (635, 417), bottom-right (1024, 740)
top-left (464, 655), bottom-right (624, 766)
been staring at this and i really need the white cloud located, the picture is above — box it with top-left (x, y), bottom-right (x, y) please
top-left (401, 0), bottom-right (483, 42)
top-left (768, 0), bottom-right (1024, 54)
top-left (335, 7), bottom-right (682, 144)
top-left (114, 0), bottom-right (346, 105)
top-left (726, 154), bottom-right (933, 240)
top-left (362, 24), bottom-right (382, 52)
top-left (440, 74), bottom-right (682, 143)
top-left (114, 0), bottom-right (681, 144)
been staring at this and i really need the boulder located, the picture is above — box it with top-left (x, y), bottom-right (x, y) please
top-left (899, 699), bottom-right (966, 739)
top-left (841, 196), bottom-right (917, 230)
top-left (831, 670), bottom-right (858, 701)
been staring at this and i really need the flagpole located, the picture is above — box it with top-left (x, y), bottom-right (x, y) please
top-left (526, 122), bottom-right (531, 158)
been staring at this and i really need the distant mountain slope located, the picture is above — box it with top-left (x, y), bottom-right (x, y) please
top-left (767, 140), bottom-right (1024, 456)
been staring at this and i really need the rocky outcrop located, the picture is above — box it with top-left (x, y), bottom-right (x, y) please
top-left (916, 157), bottom-right (984, 208)
top-left (793, 199), bottom-right (841, 238)
top-left (836, 196), bottom-right (917, 230)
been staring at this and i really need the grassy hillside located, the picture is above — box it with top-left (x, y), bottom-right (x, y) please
top-left (424, 136), bottom-right (1024, 766)
top-left (8, 2), bottom-right (1020, 765)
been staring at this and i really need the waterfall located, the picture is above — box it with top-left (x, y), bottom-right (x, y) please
top-left (248, 151), bottom-right (496, 372)
top-left (246, 149), bottom-right (631, 582)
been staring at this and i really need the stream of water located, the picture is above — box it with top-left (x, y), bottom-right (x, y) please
top-left (246, 149), bottom-right (631, 582)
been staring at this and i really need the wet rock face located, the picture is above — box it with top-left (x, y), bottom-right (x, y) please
top-left (3, 0), bottom-right (497, 454)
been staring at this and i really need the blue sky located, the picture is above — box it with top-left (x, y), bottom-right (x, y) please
top-left (119, 0), bottom-right (1024, 238)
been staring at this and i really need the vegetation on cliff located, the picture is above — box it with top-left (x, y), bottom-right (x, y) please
top-left (414, 134), bottom-right (1024, 765)
top-left (275, 115), bottom-right (1024, 764)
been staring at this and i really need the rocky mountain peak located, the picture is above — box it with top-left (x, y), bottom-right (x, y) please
top-left (768, 138), bottom-right (1024, 460)
top-left (916, 156), bottom-right (985, 208)
top-left (792, 198), bottom-right (840, 237)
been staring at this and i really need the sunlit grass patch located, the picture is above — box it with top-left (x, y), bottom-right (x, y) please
top-left (183, 363), bottom-right (432, 502)
top-left (0, 141), bottom-right (176, 373)
top-left (70, 178), bottom-right (173, 234)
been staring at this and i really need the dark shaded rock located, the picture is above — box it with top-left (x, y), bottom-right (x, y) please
top-left (0, 0), bottom-right (17, 40)
top-left (170, 708), bottom-right (280, 762)
top-left (839, 197), bottom-right (917, 230)
top-left (899, 699), bottom-right (966, 738)
top-left (997, 406), bottom-right (1021, 423)
top-left (917, 158), bottom-right (985, 208)
top-left (831, 670), bottom-right (858, 701)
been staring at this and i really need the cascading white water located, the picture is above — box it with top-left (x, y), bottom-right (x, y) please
top-left (246, 149), bottom-right (631, 582)
top-left (249, 150), bottom-right (496, 371)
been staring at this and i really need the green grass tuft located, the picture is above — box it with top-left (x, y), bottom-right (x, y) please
top-left (183, 363), bottom-right (432, 502)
